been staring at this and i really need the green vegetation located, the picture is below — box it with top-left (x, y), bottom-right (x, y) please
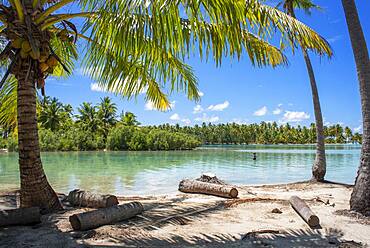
top-left (0, 97), bottom-right (361, 152)
top-left (0, 97), bottom-right (201, 152)
top-left (155, 122), bottom-right (362, 145)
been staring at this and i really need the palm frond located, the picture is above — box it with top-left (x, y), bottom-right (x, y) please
top-left (245, 1), bottom-right (332, 56)
top-left (0, 75), bottom-right (17, 129)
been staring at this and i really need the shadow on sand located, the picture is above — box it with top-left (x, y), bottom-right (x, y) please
top-left (0, 191), bottom-right (364, 247)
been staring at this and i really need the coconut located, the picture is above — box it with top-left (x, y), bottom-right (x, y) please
top-left (47, 56), bottom-right (58, 67)
top-left (39, 63), bottom-right (49, 72)
top-left (11, 38), bottom-right (23, 49)
top-left (21, 40), bottom-right (32, 53)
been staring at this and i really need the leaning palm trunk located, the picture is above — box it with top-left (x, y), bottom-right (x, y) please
top-left (303, 50), bottom-right (326, 181)
top-left (15, 59), bottom-right (62, 212)
top-left (342, 0), bottom-right (370, 215)
top-left (286, 4), bottom-right (326, 181)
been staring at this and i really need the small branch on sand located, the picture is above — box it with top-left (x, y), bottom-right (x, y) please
top-left (224, 198), bottom-right (287, 208)
top-left (241, 229), bottom-right (281, 240)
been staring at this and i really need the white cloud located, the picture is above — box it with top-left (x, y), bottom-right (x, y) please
top-left (195, 113), bottom-right (219, 123)
top-left (181, 118), bottom-right (191, 125)
top-left (254, 106), bottom-right (268, 116)
top-left (354, 125), bottom-right (362, 133)
top-left (207, 101), bottom-right (229, 111)
top-left (193, 104), bottom-right (204, 114)
top-left (144, 101), bottom-right (155, 111)
top-left (145, 100), bottom-right (175, 111)
top-left (282, 111), bottom-right (310, 122)
top-left (273, 108), bottom-right (282, 115)
top-left (170, 113), bottom-right (180, 121)
top-left (198, 91), bottom-right (204, 97)
top-left (90, 83), bottom-right (106, 92)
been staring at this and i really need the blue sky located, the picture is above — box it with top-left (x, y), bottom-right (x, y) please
top-left (46, 1), bottom-right (369, 132)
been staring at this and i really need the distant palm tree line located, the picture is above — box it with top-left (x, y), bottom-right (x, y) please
top-left (0, 96), bottom-right (361, 149)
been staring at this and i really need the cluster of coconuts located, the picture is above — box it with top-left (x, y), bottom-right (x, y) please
top-left (11, 36), bottom-right (58, 74)
top-left (10, 28), bottom-right (74, 76)
top-left (9, 28), bottom-right (74, 91)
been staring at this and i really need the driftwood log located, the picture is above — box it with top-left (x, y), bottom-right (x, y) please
top-left (0, 207), bottom-right (41, 227)
top-left (179, 179), bottom-right (238, 198)
top-left (289, 196), bottom-right (320, 227)
top-left (67, 189), bottom-right (118, 208)
top-left (69, 202), bottom-right (144, 231)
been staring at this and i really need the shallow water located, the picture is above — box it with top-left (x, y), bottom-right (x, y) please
top-left (0, 144), bottom-right (360, 195)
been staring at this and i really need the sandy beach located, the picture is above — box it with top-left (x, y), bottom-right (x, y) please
top-left (0, 181), bottom-right (369, 247)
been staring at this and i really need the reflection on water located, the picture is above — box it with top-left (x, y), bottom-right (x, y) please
top-left (0, 144), bottom-right (360, 195)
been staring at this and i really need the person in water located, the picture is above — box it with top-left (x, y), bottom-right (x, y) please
top-left (253, 153), bottom-right (257, 160)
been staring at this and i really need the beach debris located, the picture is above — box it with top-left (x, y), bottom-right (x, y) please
top-left (179, 179), bottom-right (238, 198)
top-left (67, 189), bottom-right (118, 208)
top-left (315, 197), bottom-right (335, 207)
top-left (196, 173), bottom-right (225, 185)
top-left (241, 229), bottom-right (281, 240)
top-left (271, 208), bottom-right (283, 214)
top-left (289, 196), bottom-right (320, 227)
top-left (69, 202), bottom-right (143, 231)
top-left (0, 207), bottom-right (41, 227)
top-left (224, 197), bottom-right (286, 208)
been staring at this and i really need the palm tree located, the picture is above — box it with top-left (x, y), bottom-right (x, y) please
top-left (97, 96), bottom-right (117, 139)
top-left (342, 0), bottom-right (370, 215)
top-left (277, 0), bottom-right (328, 181)
top-left (76, 102), bottom-right (100, 132)
top-left (0, 0), bottom-right (332, 212)
top-left (121, 111), bottom-right (140, 126)
top-left (39, 97), bottom-right (64, 131)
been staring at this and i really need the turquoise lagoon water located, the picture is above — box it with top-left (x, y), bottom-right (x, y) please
top-left (0, 144), bottom-right (360, 195)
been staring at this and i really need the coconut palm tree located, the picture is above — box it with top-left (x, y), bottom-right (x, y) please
top-left (0, 0), bottom-right (332, 212)
top-left (121, 111), bottom-right (140, 127)
top-left (38, 97), bottom-right (64, 131)
top-left (97, 96), bottom-right (117, 138)
top-left (342, 0), bottom-right (370, 215)
top-left (277, 0), bottom-right (328, 181)
top-left (76, 102), bottom-right (99, 132)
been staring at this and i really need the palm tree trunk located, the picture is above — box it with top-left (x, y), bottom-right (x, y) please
top-left (286, 3), bottom-right (326, 181)
top-left (303, 50), bottom-right (326, 181)
top-left (342, 0), bottom-right (370, 215)
top-left (15, 59), bottom-right (62, 213)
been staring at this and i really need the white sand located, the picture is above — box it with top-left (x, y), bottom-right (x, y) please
top-left (0, 181), bottom-right (369, 247)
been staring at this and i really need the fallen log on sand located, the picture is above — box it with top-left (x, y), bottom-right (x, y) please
top-left (68, 189), bottom-right (118, 208)
top-left (69, 202), bottom-right (144, 231)
top-left (179, 179), bottom-right (238, 198)
top-left (289, 196), bottom-right (320, 227)
top-left (0, 207), bottom-right (41, 227)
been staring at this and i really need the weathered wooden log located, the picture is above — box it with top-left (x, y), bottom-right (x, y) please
top-left (67, 189), bottom-right (118, 208)
top-left (179, 179), bottom-right (238, 198)
top-left (289, 196), bottom-right (320, 227)
top-left (69, 202), bottom-right (144, 231)
top-left (0, 207), bottom-right (41, 227)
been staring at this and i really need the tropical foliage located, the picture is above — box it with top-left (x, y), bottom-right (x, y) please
top-left (0, 97), bottom-right (361, 152)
